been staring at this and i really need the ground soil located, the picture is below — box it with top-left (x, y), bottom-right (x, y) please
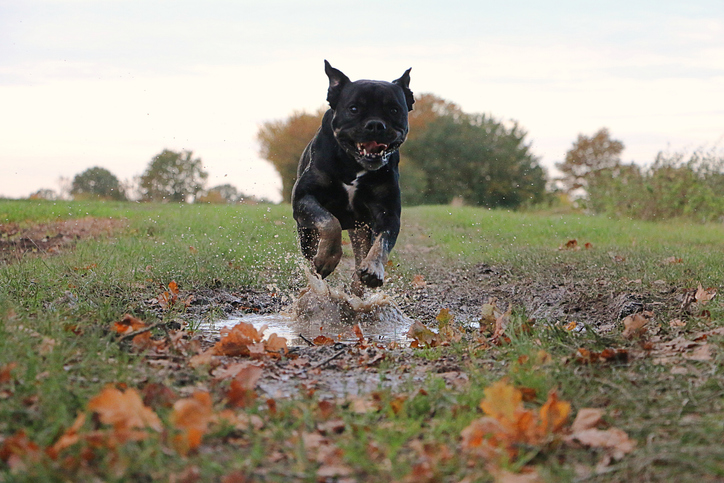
top-left (0, 217), bottom-right (128, 264)
top-left (5, 217), bottom-right (684, 401)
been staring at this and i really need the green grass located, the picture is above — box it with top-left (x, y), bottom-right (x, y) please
top-left (2, 200), bottom-right (724, 481)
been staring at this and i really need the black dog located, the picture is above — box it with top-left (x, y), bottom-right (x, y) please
top-left (291, 61), bottom-right (413, 295)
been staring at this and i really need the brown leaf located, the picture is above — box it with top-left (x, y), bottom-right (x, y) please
top-left (213, 322), bottom-right (263, 357)
top-left (568, 427), bottom-right (636, 460)
top-left (411, 274), bottom-right (427, 289)
top-left (406, 320), bottom-right (440, 348)
top-left (170, 391), bottom-right (214, 454)
top-left (622, 313), bottom-right (649, 338)
top-left (313, 335), bottom-right (335, 346)
top-left (226, 366), bottom-right (263, 408)
top-left (570, 408), bottom-right (604, 433)
top-left (113, 314), bottom-right (146, 335)
top-left (695, 283), bottom-right (717, 304)
top-left (87, 386), bottom-right (162, 441)
top-left (490, 305), bottom-right (512, 342)
top-left (0, 362), bottom-right (18, 384)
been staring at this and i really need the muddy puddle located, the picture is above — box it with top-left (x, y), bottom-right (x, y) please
top-left (198, 268), bottom-right (414, 347)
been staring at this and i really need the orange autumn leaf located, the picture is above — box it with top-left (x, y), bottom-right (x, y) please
top-left (264, 333), bottom-right (288, 355)
top-left (464, 380), bottom-right (572, 465)
top-left (0, 362), bottom-right (17, 384)
top-left (0, 431), bottom-right (42, 471)
top-left (226, 366), bottom-right (263, 408)
top-left (480, 379), bottom-right (522, 423)
top-left (87, 386), bottom-right (162, 442)
top-left (213, 322), bottom-right (264, 356)
top-left (47, 413), bottom-right (87, 459)
top-left (313, 335), bottom-right (335, 346)
top-left (170, 391), bottom-right (214, 454)
top-left (113, 314), bottom-right (147, 335)
top-left (168, 280), bottom-right (179, 295)
top-left (537, 390), bottom-right (571, 436)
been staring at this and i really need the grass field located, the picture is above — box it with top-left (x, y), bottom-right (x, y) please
top-left (1, 199), bottom-right (724, 482)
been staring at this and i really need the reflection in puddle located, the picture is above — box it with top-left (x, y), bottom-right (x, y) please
top-left (199, 269), bottom-right (414, 347)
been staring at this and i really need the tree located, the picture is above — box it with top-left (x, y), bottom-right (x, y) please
top-left (401, 111), bottom-right (546, 207)
top-left (256, 94), bottom-right (546, 208)
top-left (139, 150), bottom-right (208, 202)
top-left (196, 184), bottom-right (249, 204)
top-left (556, 128), bottom-right (624, 194)
top-left (28, 189), bottom-right (57, 200)
top-left (71, 166), bottom-right (126, 200)
top-left (257, 109), bottom-right (326, 203)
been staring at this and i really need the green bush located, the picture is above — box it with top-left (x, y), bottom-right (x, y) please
top-left (586, 147), bottom-right (724, 222)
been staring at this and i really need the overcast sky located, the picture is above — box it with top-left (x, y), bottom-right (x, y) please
top-left (2, 1), bottom-right (723, 202)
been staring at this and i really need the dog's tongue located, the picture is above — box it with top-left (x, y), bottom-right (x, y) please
top-left (358, 141), bottom-right (388, 155)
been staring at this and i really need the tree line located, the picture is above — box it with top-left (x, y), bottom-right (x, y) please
top-left (258, 93), bottom-right (724, 221)
top-left (28, 90), bottom-right (724, 222)
top-left (31, 150), bottom-right (264, 204)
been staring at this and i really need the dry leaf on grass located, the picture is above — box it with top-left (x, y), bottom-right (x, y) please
top-left (566, 407), bottom-right (636, 461)
top-left (695, 283), bottom-right (717, 304)
top-left (462, 380), bottom-right (571, 467)
top-left (170, 391), bottom-right (214, 454)
top-left (621, 313), bottom-right (649, 338)
top-left (87, 386), bottom-right (162, 442)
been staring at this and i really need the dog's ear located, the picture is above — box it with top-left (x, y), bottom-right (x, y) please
top-left (324, 60), bottom-right (350, 110)
top-left (393, 68), bottom-right (414, 111)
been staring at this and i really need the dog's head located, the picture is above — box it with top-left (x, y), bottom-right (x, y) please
top-left (324, 60), bottom-right (413, 171)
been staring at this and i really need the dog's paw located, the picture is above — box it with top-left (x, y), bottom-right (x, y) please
top-left (313, 250), bottom-right (342, 279)
top-left (359, 260), bottom-right (384, 288)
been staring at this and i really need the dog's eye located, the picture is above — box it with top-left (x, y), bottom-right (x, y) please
top-left (349, 105), bottom-right (359, 114)
top-left (390, 107), bottom-right (399, 115)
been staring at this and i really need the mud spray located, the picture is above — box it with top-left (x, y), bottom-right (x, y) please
top-left (201, 267), bottom-right (413, 347)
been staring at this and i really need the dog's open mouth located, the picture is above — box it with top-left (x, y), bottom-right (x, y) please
top-left (356, 141), bottom-right (389, 158)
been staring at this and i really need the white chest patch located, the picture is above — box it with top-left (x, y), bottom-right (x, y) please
top-left (343, 171), bottom-right (366, 210)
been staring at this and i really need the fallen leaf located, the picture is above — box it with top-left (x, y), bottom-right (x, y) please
top-left (622, 313), bottom-right (649, 338)
top-left (669, 319), bottom-right (686, 328)
top-left (0, 431), bottom-right (42, 471)
top-left (226, 365), bottom-right (263, 408)
top-left (663, 256), bottom-right (683, 264)
top-left (695, 283), bottom-right (717, 304)
top-left (313, 335), bottom-right (335, 346)
top-left (411, 274), bottom-right (427, 289)
top-left (47, 413), bottom-right (87, 459)
top-left (170, 391), bottom-right (214, 454)
top-left (113, 314), bottom-right (147, 335)
top-left (490, 305), bottom-right (512, 343)
top-left (213, 322), bottom-right (263, 357)
top-left (570, 408), bottom-right (604, 433)
top-left (406, 321), bottom-right (440, 348)
top-left (567, 427), bottom-right (636, 460)
top-left (0, 362), bottom-right (17, 384)
top-left (87, 386), bottom-right (162, 442)
top-left (479, 297), bottom-right (502, 333)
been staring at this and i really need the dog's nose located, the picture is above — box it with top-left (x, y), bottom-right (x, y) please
top-left (364, 120), bottom-right (387, 133)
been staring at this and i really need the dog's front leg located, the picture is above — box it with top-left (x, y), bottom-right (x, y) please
top-left (294, 194), bottom-right (343, 279)
top-left (352, 214), bottom-right (400, 289)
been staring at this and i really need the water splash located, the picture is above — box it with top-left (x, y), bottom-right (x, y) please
top-left (199, 267), bottom-right (413, 347)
